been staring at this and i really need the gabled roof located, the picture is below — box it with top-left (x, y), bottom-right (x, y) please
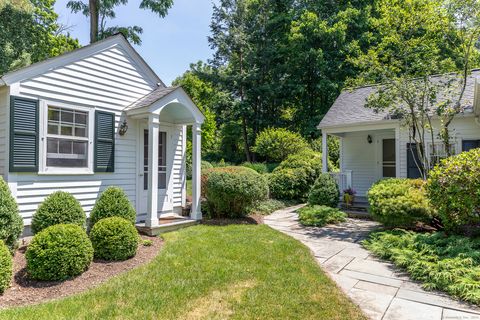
top-left (0, 34), bottom-right (164, 87)
top-left (319, 70), bottom-right (480, 129)
top-left (126, 86), bottom-right (180, 111)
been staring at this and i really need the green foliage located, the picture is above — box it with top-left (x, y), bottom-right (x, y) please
top-left (26, 224), bottom-right (93, 281)
top-left (240, 162), bottom-right (268, 174)
top-left (0, 1), bottom-right (79, 75)
top-left (67, 0), bottom-right (173, 45)
top-left (252, 128), bottom-right (309, 162)
top-left (269, 149), bottom-right (324, 201)
top-left (205, 167), bottom-right (269, 217)
top-left (31, 191), bottom-right (86, 234)
top-left (249, 199), bottom-right (295, 216)
top-left (89, 187), bottom-right (136, 228)
top-left (363, 230), bottom-right (480, 305)
top-left (0, 176), bottom-right (23, 251)
top-left (311, 136), bottom-right (340, 168)
top-left (427, 148), bottom-right (480, 232)
top-left (142, 239), bottom-right (153, 247)
top-left (298, 205), bottom-right (347, 227)
top-left (308, 173), bottom-right (340, 208)
top-left (90, 217), bottom-right (139, 261)
top-left (186, 159), bottom-right (214, 180)
top-left (367, 179), bottom-right (433, 228)
top-left (0, 241), bottom-right (12, 294)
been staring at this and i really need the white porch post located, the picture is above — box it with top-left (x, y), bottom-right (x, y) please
top-left (322, 132), bottom-right (328, 173)
top-left (191, 123), bottom-right (202, 220)
top-left (146, 114), bottom-right (159, 227)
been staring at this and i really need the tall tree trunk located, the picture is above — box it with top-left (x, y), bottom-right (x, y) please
top-left (241, 115), bottom-right (251, 162)
top-left (89, 0), bottom-right (99, 43)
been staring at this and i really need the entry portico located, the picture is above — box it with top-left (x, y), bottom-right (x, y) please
top-left (126, 86), bottom-right (205, 228)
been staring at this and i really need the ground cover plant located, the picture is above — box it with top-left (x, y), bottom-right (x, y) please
top-left (1, 225), bottom-right (366, 319)
top-left (298, 205), bottom-right (347, 227)
top-left (363, 229), bottom-right (480, 304)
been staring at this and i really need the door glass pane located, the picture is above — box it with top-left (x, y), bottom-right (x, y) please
top-left (382, 139), bottom-right (396, 178)
top-left (144, 130), bottom-right (167, 190)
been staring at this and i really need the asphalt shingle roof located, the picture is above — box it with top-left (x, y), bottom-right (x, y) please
top-left (126, 86), bottom-right (180, 111)
top-left (319, 70), bottom-right (479, 128)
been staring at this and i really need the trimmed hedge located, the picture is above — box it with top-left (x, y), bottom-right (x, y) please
top-left (298, 205), bottom-right (347, 227)
top-left (367, 178), bottom-right (433, 228)
top-left (89, 187), bottom-right (136, 228)
top-left (90, 217), bottom-right (139, 261)
top-left (0, 241), bottom-right (12, 294)
top-left (26, 224), bottom-right (93, 281)
top-left (240, 162), bottom-right (268, 174)
top-left (308, 173), bottom-right (340, 208)
top-left (205, 166), bottom-right (269, 217)
top-left (31, 191), bottom-right (86, 234)
top-left (252, 128), bottom-right (309, 162)
top-left (269, 149), bottom-right (323, 201)
top-left (427, 148), bottom-right (480, 232)
top-left (0, 176), bottom-right (23, 251)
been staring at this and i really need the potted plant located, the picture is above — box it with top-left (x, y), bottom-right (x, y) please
top-left (343, 188), bottom-right (356, 207)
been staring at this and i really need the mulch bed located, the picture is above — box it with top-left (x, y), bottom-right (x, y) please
top-left (0, 235), bottom-right (163, 308)
top-left (201, 214), bottom-right (264, 226)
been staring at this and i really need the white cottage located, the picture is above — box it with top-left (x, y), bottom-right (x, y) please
top-left (319, 70), bottom-right (480, 198)
top-left (0, 34), bottom-right (205, 234)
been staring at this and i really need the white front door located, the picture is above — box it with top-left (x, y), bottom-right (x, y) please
top-left (138, 123), bottom-right (171, 216)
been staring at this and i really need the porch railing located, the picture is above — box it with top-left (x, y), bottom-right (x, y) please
top-left (329, 170), bottom-right (352, 193)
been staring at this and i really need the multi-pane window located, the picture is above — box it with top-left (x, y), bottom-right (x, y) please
top-left (46, 106), bottom-right (89, 168)
top-left (428, 142), bottom-right (456, 166)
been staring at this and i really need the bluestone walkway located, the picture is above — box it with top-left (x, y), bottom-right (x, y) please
top-left (265, 205), bottom-right (480, 320)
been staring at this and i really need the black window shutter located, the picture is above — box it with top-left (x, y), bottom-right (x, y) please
top-left (406, 143), bottom-right (423, 179)
top-left (9, 96), bottom-right (39, 172)
top-left (462, 140), bottom-right (480, 152)
top-left (94, 111), bottom-right (115, 172)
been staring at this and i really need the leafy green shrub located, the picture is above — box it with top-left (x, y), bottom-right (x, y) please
top-left (187, 159), bottom-right (214, 179)
top-left (26, 224), bottom-right (93, 281)
top-left (90, 217), bottom-right (139, 261)
top-left (252, 128), bottom-right (309, 162)
top-left (241, 162), bottom-right (268, 174)
top-left (269, 149), bottom-right (324, 201)
top-left (0, 241), bottom-right (12, 294)
top-left (0, 176), bottom-right (23, 251)
top-left (298, 205), bottom-right (347, 227)
top-left (142, 239), bottom-right (153, 247)
top-left (31, 191), bottom-right (86, 234)
top-left (201, 166), bottom-right (253, 198)
top-left (308, 173), bottom-right (340, 207)
top-left (363, 230), bottom-right (480, 304)
top-left (427, 148), bottom-right (480, 232)
top-left (89, 187), bottom-right (136, 228)
top-left (310, 136), bottom-right (340, 168)
top-left (249, 199), bottom-right (293, 215)
top-left (367, 178), bottom-right (433, 228)
top-left (205, 166), bottom-right (269, 217)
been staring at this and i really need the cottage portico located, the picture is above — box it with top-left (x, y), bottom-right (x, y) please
top-left (126, 86), bottom-right (205, 229)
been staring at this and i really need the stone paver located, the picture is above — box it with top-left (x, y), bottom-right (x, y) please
top-left (265, 206), bottom-right (480, 320)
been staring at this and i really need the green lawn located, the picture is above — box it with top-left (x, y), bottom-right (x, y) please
top-left (187, 178), bottom-right (192, 197)
top-left (1, 225), bottom-right (366, 320)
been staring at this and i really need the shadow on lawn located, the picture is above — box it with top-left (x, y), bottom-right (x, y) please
top-left (201, 214), bottom-right (263, 226)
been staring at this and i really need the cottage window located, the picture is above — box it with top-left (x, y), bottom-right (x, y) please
top-left (428, 142), bottom-right (457, 167)
top-left (44, 105), bottom-right (92, 171)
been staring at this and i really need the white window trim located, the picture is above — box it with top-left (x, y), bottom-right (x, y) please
top-left (38, 100), bottom-right (95, 175)
top-left (426, 139), bottom-right (461, 167)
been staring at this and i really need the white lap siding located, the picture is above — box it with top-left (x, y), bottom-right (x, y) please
top-left (4, 44), bottom-right (171, 225)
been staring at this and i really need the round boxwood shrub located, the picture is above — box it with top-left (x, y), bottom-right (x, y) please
top-left (252, 128), bottom-right (309, 162)
top-left (89, 187), bottom-right (136, 228)
top-left (427, 148), bottom-right (480, 232)
top-left (0, 241), bottom-right (12, 294)
top-left (205, 166), bottom-right (269, 217)
top-left (31, 191), bottom-right (86, 234)
top-left (367, 178), bottom-right (433, 228)
top-left (269, 149), bottom-right (325, 201)
top-left (308, 173), bottom-right (340, 208)
top-left (0, 176), bottom-right (23, 251)
top-left (26, 224), bottom-right (93, 281)
top-left (90, 217), bottom-right (139, 261)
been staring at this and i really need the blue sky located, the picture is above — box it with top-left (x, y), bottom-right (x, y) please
top-left (54, 0), bottom-right (217, 85)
